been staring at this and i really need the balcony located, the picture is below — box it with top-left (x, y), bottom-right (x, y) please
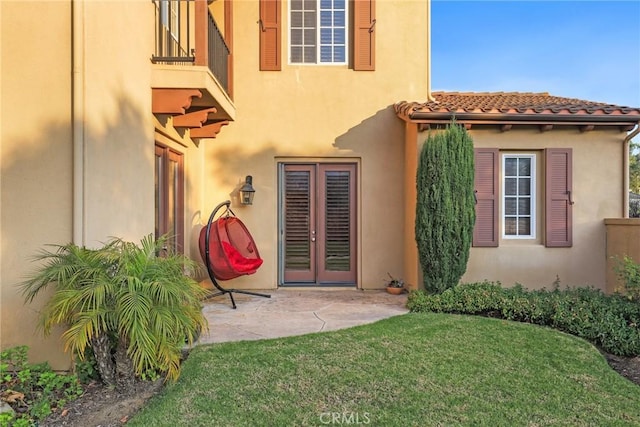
top-left (151, 0), bottom-right (235, 129)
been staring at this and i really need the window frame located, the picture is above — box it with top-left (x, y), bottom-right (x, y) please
top-left (288, 0), bottom-right (348, 66)
top-left (501, 153), bottom-right (536, 240)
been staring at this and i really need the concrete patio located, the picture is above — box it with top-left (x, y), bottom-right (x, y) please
top-left (197, 288), bottom-right (409, 344)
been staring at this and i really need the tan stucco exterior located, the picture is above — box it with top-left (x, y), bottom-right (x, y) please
top-left (203, 0), bottom-right (430, 290)
top-left (2, 0), bottom-right (634, 371)
top-left (404, 125), bottom-right (627, 291)
top-left (604, 218), bottom-right (640, 293)
top-left (0, 0), bottom-right (206, 368)
top-left (2, 1), bottom-right (74, 369)
top-left (1, 0), bottom-right (430, 368)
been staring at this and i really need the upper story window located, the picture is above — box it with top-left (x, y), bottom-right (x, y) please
top-left (290, 0), bottom-right (347, 64)
top-left (502, 154), bottom-right (536, 238)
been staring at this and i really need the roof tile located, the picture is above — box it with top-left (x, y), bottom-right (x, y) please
top-left (395, 92), bottom-right (640, 120)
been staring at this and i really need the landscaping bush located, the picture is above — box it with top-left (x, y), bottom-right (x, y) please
top-left (20, 234), bottom-right (209, 391)
top-left (614, 255), bottom-right (640, 302)
top-left (0, 346), bottom-right (83, 426)
top-left (407, 282), bottom-right (640, 356)
top-left (415, 121), bottom-right (475, 294)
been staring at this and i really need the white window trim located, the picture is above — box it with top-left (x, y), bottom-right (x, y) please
top-left (502, 153), bottom-right (536, 239)
top-left (288, 0), bottom-right (348, 66)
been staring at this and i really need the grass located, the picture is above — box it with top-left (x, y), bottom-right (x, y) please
top-left (129, 313), bottom-right (640, 426)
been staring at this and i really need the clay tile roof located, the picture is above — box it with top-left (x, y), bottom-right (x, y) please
top-left (395, 92), bottom-right (640, 124)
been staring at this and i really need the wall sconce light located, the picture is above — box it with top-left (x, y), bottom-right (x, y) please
top-left (239, 175), bottom-right (255, 205)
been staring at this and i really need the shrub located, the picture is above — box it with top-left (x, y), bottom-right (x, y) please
top-left (0, 346), bottom-right (83, 426)
top-left (407, 282), bottom-right (640, 356)
top-left (415, 121), bottom-right (475, 293)
top-left (614, 255), bottom-right (640, 302)
top-left (20, 234), bottom-right (209, 391)
top-left (630, 199), bottom-right (640, 218)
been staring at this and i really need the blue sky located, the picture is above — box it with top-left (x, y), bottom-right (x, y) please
top-left (431, 0), bottom-right (640, 108)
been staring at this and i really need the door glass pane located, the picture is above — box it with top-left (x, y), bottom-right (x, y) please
top-left (155, 153), bottom-right (162, 241)
top-left (155, 145), bottom-right (184, 253)
top-left (168, 158), bottom-right (178, 250)
top-left (324, 171), bottom-right (350, 271)
top-left (285, 171), bottom-right (311, 270)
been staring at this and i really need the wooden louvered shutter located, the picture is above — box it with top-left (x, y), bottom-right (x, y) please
top-left (284, 166), bottom-right (315, 282)
top-left (259, 0), bottom-right (281, 71)
top-left (545, 148), bottom-right (573, 247)
top-left (318, 164), bottom-right (356, 283)
top-left (473, 148), bottom-right (499, 247)
top-left (353, 0), bottom-right (375, 71)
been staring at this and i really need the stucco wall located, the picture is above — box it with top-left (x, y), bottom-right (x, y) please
top-left (1, 1), bottom-right (162, 369)
top-left (605, 218), bottom-right (640, 293)
top-left (1, 1), bottom-right (73, 368)
top-left (80, 1), bottom-right (155, 246)
top-left (413, 126), bottom-right (625, 290)
top-left (1, 0), bottom-right (429, 368)
top-left (204, 0), bottom-right (431, 290)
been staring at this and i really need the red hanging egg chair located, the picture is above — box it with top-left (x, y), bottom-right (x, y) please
top-left (198, 200), bottom-right (270, 308)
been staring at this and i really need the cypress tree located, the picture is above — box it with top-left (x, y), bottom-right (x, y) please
top-left (415, 121), bottom-right (475, 293)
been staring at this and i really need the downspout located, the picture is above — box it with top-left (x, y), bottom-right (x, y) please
top-left (622, 122), bottom-right (640, 218)
top-left (72, 0), bottom-right (86, 245)
top-left (426, 0), bottom-right (434, 102)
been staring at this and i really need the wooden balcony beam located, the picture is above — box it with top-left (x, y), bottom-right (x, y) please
top-left (173, 107), bottom-right (218, 128)
top-left (152, 89), bottom-right (202, 114)
top-left (190, 120), bottom-right (230, 139)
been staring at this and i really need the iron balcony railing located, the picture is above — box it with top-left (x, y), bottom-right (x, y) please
top-left (207, 12), bottom-right (229, 94)
top-left (152, 0), bottom-right (230, 94)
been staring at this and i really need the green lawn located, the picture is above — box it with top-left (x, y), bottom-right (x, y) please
top-left (129, 313), bottom-right (640, 426)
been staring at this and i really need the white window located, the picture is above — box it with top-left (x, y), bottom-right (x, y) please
top-left (290, 0), bottom-right (347, 64)
top-left (502, 154), bottom-right (536, 238)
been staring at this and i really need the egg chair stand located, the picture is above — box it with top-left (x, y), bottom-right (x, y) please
top-left (199, 200), bottom-right (271, 309)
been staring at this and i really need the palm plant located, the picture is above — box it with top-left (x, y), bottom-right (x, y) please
top-left (20, 235), bottom-right (208, 390)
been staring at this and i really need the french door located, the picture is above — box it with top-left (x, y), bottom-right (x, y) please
top-left (280, 163), bottom-right (357, 286)
top-left (155, 144), bottom-right (184, 253)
